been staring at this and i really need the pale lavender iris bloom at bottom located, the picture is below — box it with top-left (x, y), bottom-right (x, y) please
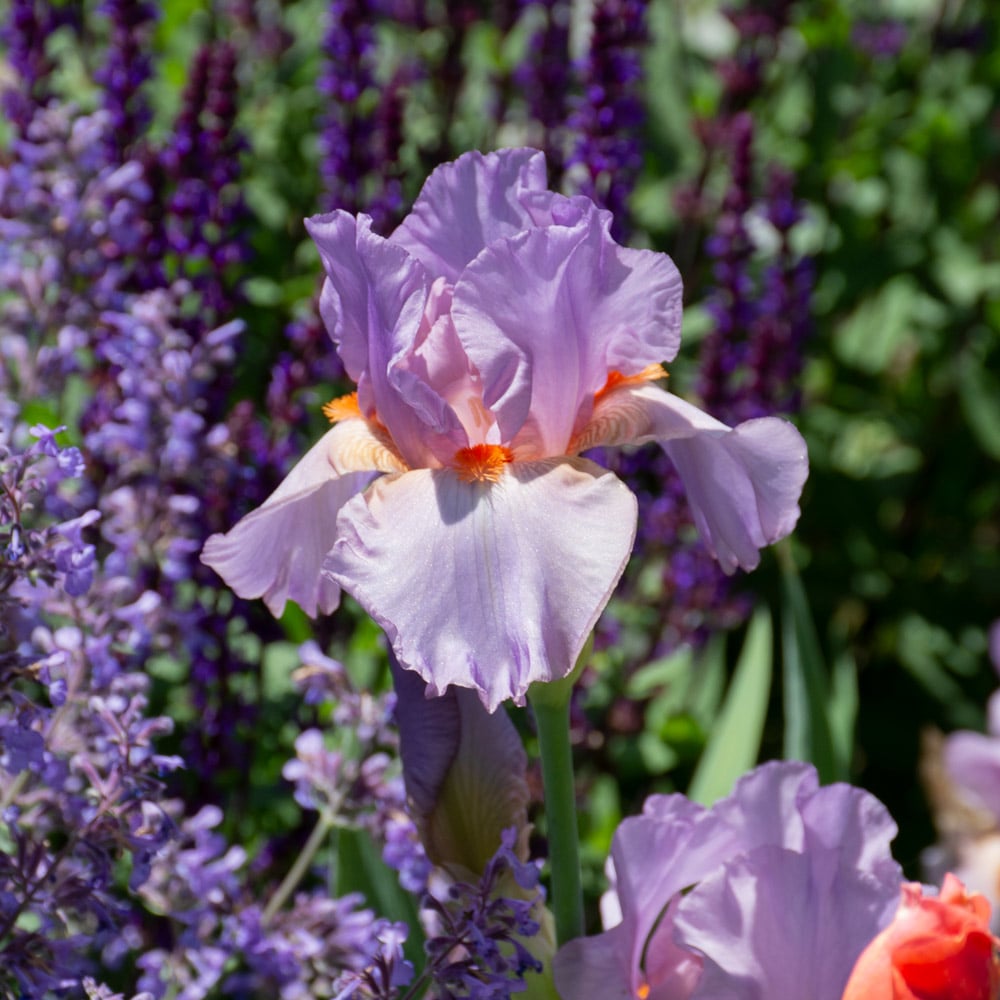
top-left (553, 762), bottom-right (903, 1000)
top-left (202, 148), bottom-right (808, 711)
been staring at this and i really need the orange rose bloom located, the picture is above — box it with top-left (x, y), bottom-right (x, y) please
top-left (842, 874), bottom-right (1000, 1000)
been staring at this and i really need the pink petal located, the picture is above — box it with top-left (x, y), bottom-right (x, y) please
top-left (675, 848), bottom-right (899, 1000)
top-left (610, 796), bottom-right (744, 989)
top-left (553, 926), bottom-right (634, 1000)
top-left (201, 428), bottom-right (377, 617)
top-left (324, 458), bottom-right (637, 711)
top-left (583, 384), bottom-right (808, 573)
top-left (306, 211), bottom-right (463, 468)
top-left (395, 277), bottom-right (497, 458)
top-left (451, 211), bottom-right (683, 457)
top-left (389, 148), bottom-right (551, 282)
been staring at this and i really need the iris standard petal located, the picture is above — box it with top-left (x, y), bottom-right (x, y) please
top-left (389, 147), bottom-right (550, 282)
top-left (610, 797), bottom-right (740, 994)
top-left (324, 457), bottom-right (637, 711)
top-left (799, 779), bottom-right (901, 877)
top-left (201, 427), bottom-right (378, 617)
top-left (307, 211), bottom-right (425, 388)
top-left (451, 213), bottom-right (683, 457)
top-left (708, 759), bottom-right (817, 853)
top-left (582, 384), bottom-right (808, 573)
top-left (307, 211), bottom-right (465, 468)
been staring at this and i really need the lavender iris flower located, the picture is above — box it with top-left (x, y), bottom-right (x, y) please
top-left (553, 762), bottom-right (903, 1000)
top-left (203, 148), bottom-right (808, 711)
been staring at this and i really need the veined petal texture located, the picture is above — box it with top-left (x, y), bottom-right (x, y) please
top-left (201, 427), bottom-right (377, 617)
top-left (675, 847), bottom-right (901, 1000)
top-left (553, 762), bottom-right (902, 1000)
top-left (324, 458), bottom-right (637, 711)
top-left (601, 384), bottom-right (809, 573)
top-left (307, 211), bottom-right (466, 468)
top-left (452, 212), bottom-right (683, 457)
top-left (389, 147), bottom-right (551, 282)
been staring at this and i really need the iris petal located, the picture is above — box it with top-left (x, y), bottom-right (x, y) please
top-left (324, 457), bottom-right (637, 711)
top-left (580, 384), bottom-right (808, 573)
top-left (674, 847), bottom-right (900, 1000)
top-left (552, 926), bottom-right (635, 1000)
top-left (451, 209), bottom-right (683, 458)
top-left (201, 427), bottom-right (378, 617)
top-left (308, 211), bottom-right (467, 468)
top-left (390, 148), bottom-right (550, 282)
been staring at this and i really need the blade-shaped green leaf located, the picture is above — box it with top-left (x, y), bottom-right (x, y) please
top-left (687, 608), bottom-right (773, 806)
top-left (780, 555), bottom-right (838, 782)
top-left (828, 645), bottom-right (859, 776)
top-left (336, 826), bottom-right (425, 972)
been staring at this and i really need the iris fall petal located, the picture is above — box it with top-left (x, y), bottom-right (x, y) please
top-left (324, 457), bottom-right (637, 711)
top-left (201, 428), bottom-right (377, 617)
top-left (595, 384), bottom-right (809, 573)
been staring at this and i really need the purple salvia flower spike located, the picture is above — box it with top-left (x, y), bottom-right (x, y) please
top-left (566, 0), bottom-right (648, 238)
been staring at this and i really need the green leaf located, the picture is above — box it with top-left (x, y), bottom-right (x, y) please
top-left (780, 555), bottom-right (839, 782)
top-left (687, 634), bottom-right (728, 728)
top-left (336, 826), bottom-right (425, 972)
top-left (687, 608), bottom-right (773, 806)
top-left (834, 276), bottom-right (919, 374)
top-left (957, 334), bottom-right (1000, 460)
top-left (828, 646), bottom-right (859, 776)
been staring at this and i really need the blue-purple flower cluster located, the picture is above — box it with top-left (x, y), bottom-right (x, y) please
top-left (0, 26), bottom-right (414, 991)
top-left (565, 0), bottom-right (648, 239)
top-left (0, 423), bottom-right (179, 995)
top-left (134, 803), bottom-right (396, 998)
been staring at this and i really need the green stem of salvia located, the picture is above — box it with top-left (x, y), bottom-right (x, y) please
top-left (529, 669), bottom-right (585, 947)
top-left (262, 809), bottom-right (335, 924)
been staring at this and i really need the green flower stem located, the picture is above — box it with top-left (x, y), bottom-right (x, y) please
top-left (529, 669), bottom-right (585, 947)
top-left (262, 809), bottom-right (335, 924)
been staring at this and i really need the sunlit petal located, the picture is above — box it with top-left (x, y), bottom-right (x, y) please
top-left (390, 148), bottom-right (550, 282)
top-left (324, 458), bottom-right (637, 711)
top-left (307, 211), bottom-right (466, 467)
top-left (451, 211), bottom-right (683, 457)
top-left (580, 384), bottom-right (808, 573)
top-left (201, 427), bottom-right (377, 617)
top-left (675, 848), bottom-right (900, 1000)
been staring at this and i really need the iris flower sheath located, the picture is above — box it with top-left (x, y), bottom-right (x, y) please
top-left (202, 148), bottom-right (808, 711)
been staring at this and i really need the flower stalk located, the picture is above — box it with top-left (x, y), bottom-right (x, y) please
top-left (529, 660), bottom-right (587, 946)
top-left (262, 809), bottom-right (336, 924)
